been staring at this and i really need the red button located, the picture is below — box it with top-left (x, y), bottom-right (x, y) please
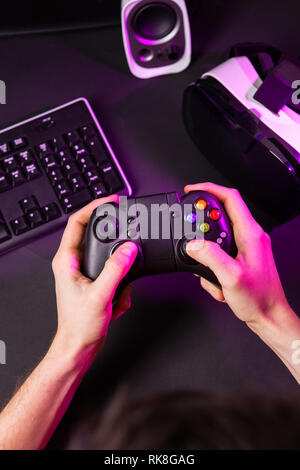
top-left (209, 209), bottom-right (221, 221)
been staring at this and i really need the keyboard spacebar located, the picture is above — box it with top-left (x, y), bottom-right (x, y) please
top-left (61, 189), bottom-right (92, 214)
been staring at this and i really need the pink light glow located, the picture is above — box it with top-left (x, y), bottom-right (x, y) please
top-left (70, 253), bottom-right (79, 274)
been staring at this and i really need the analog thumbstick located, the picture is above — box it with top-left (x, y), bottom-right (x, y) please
top-left (178, 238), bottom-right (199, 265)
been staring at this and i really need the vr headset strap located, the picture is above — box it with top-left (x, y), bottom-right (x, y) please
top-left (254, 59), bottom-right (300, 113)
top-left (227, 42), bottom-right (300, 114)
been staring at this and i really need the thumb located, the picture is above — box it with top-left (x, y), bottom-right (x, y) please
top-left (92, 242), bottom-right (138, 304)
top-left (186, 239), bottom-right (238, 287)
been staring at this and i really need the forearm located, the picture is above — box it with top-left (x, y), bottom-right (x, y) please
top-left (0, 334), bottom-right (97, 450)
top-left (248, 304), bottom-right (300, 385)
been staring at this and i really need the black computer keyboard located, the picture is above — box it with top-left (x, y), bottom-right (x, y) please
top-left (0, 97), bottom-right (132, 254)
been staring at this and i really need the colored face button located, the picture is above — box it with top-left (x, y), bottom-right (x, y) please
top-left (195, 199), bottom-right (207, 211)
top-left (209, 209), bottom-right (221, 221)
top-left (199, 222), bottom-right (210, 233)
top-left (185, 212), bottom-right (197, 224)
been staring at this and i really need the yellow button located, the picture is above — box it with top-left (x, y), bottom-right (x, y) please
top-left (200, 222), bottom-right (210, 233)
top-left (195, 199), bottom-right (207, 211)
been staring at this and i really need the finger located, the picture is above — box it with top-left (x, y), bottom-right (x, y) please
top-left (200, 277), bottom-right (225, 302)
top-left (111, 285), bottom-right (132, 322)
top-left (184, 182), bottom-right (257, 236)
top-left (186, 239), bottom-right (240, 289)
top-left (92, 242), bottom-right (138, 305)
top-left (58, 194), bottom-right (119, 256)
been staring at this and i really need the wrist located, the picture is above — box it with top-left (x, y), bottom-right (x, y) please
top-left (246, 301), bottom-right (300, 360)
top-left (246, 301), bottom-right (294, 334)
top-left (246, 301), bottom-right (300, 384)
top-left (46, 332), bottom-right (102, 375)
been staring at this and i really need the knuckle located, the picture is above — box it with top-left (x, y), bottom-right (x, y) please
top-left (226, 265), bottom-right (244, 289)
top-left (230, 187), bottom-right (240, 197)
top-left (262, 230), bottom-right (271, 244)
top-left (88, 288), bottom-right (101, 305)
top-left (52, 255), bottom-right (60, 273)
top-left (253, 226), bottom-right (269, 243)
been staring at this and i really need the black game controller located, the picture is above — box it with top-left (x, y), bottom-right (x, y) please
top-left (82, 191), bottom-right (237, 295)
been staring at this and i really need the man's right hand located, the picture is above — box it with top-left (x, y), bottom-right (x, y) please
top-left (184, 182), bottom-right (290, 329)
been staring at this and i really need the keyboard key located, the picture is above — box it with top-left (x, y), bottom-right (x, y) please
top-left (56, 147), bottom-right (73, 163)
top-left (36, 142), bottom-right (53, 157)
top-left (24, 162), bottom-right (41, 180)
top-left (0, 213), bottom-right (11, 243)
top-left (61, 188), bottom-right (92, 213)
top-left (64, 130), bottom-right (80, 146)
top-left (50, 137), bottom-right (65, 152)
top-left (0, 142), bottom-right (10, 156)
top-left (48, 167), bottom-right (64, 184)
top-left (70, 174), bottom-right (86, 192)
top-left (0, 173), bottom-right (11, 192)
top-left (72, 142), bottom-right (86, 156)
top-left (77, 154), bottom-right (95, 171)
top-left (79, 124), bottom-right (96, 140)
top-left (42, 154), bottom-right (58, 171)
top-left (26, 209), bottom-right (45, 228)
top-left (41, 203), bottom-right (61, 222)
top-left (10, 216), bottom-right (29, 235)
top-left (12, 136), bottom-right (27, 150)
top-left (55, 179), bottom-right (72, 198)
top-left (19, 196), bottom-right (39, 213)
top-left (100, 163), bottom-right (122, 192)
top-left (2, 156), bottom-right (19, 173)
top-left (62, 160), bottom-right (78, 177)
top-left (9, 169), bottom-right (26, 187)
top-left (84, 168), bottom-right (100, 185)
top-left (91, 182), bottom-right (107, 198)
top-left (0, 224), bottom-right (11, 243)
top-left (87, 137), bottom-right (108, 164)
top-left (17, 149), bottom-right (35, 166)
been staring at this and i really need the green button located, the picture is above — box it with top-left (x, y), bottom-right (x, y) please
top-left (200, 222), bottom-right (210, 233)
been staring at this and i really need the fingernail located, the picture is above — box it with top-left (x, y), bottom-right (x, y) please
top-left (120, 242), bottom-right (138, 258)
top-left (186, 239), bottom-right (205, 252)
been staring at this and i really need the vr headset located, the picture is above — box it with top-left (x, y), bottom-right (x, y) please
top-left (183, 43), bottom-right (300, 228)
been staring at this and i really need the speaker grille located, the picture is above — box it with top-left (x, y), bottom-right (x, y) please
top-left (132, 2), bottom-right (177, 41)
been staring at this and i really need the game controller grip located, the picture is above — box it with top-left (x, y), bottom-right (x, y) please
top-left (82, 191), bottom-right (237, 298)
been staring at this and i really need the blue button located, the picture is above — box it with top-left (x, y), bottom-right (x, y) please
top-left (185, 212), bottom-right (197, 224)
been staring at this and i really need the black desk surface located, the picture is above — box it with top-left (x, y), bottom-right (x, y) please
top-left (0, 0), bottom-right (299, 448)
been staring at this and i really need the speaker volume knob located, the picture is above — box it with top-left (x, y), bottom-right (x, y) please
top-left (133, 2), bottom-right (177, 41)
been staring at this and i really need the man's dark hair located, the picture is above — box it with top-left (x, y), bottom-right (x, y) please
top-left (67, 389), bottom-right (300, 450)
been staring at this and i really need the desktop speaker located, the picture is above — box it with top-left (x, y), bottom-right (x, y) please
top-left (121, 0), bottom-right (191, 79)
